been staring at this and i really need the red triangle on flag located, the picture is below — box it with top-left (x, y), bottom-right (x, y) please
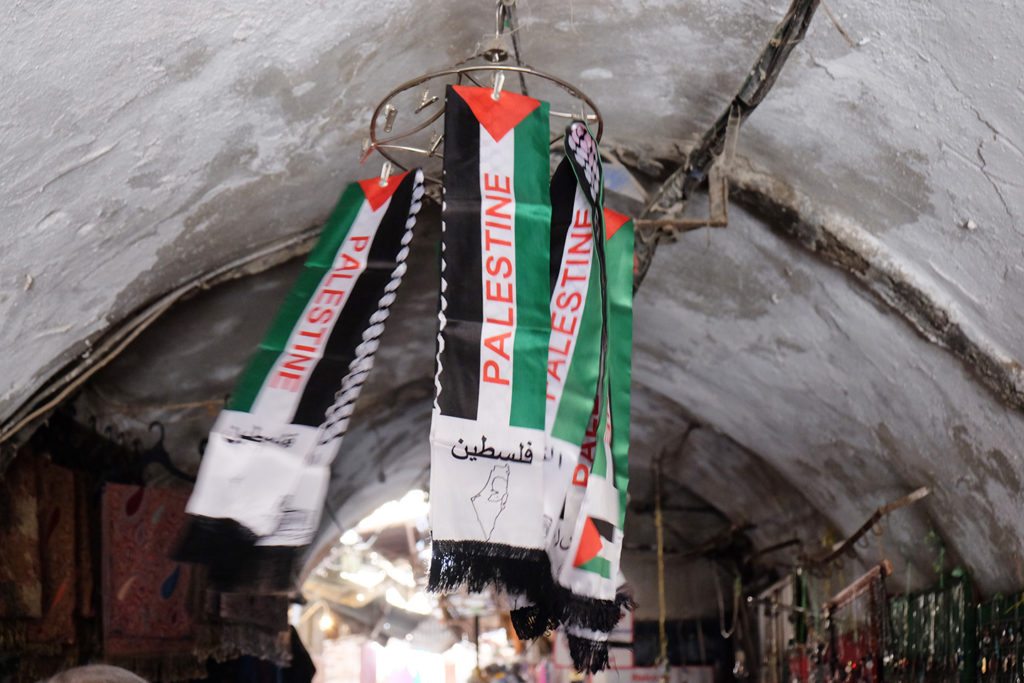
top-left (604, 208), bottom-right (631, 240)
top-left (452, 85), bottom-right (542, 142)
top-left (358, 170), bottom-right (410, 211)
top-left (573, 517), bottom-right (604, 568)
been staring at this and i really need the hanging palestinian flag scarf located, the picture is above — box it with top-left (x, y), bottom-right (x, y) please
top-left (508, 128), bottom-right (636, 674)
top-left (177, 169), bottom-right (425, 591)
top-left (556, 122), bottom-right (636, 672)
top-left (542, 159), bottom-right (604, 545)
top-left (428, 85), bottom-right (552, 600)
top-left (509, 158), bottom-right (604, 640)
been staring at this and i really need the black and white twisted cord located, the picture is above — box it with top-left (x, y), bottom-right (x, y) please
top-left (567, 122), bottom-right (601, 205)
top-left (317, 170), bottom-right (426, 447)
top-left (433, 174), bottom-right (448, 411)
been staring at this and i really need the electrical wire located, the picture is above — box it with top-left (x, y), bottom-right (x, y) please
top-left (655, 457), bottom-right (669, 668)
top-left (0, 226), bottom-right (322, 445)
top-left (715, 564), bottom-right (740, 639)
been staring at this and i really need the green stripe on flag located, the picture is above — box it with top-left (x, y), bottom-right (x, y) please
top-left (229, 182), bottom-right (366, 412)
top-left (509, 102), bottom-right (551, 429)
top-left (579, 554), bottom-right (613, 579)
top-left (606, 219), bottom-right (635, 525)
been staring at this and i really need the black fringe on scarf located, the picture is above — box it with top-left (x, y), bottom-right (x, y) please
top-left (428, 540), bottom-right (549, 602)
top-left (568, 634), bottom-right (610, 674)
top-left (511, 585), bottom-right (637, 641)
top-left (616, 589), bottom-right (639, 612)
top-left (173, 515), bottom-right (296, 593)
top-left (555, 583), bottom-right (623, 632)
top-left (510, 602), bottom-right (559, 640)
top-left (565, 591), bottom-right (637, 672)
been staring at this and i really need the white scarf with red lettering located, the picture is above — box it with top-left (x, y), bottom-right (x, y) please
top-left (509, 158), bottom-right (605, 641)
top-left (555, 122), bottom-right (635, 672)
top-left (428, 85), bottom-right (553, 601)
top-left (177, 170), bottom-right (424, 591)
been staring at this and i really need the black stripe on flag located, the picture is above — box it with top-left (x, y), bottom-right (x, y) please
top-left (436, 85), bottom-right (483, 420)
top-left (549, 159), bottom-right (577, 295)
top-left (292, 172), bottom-right (417, 427)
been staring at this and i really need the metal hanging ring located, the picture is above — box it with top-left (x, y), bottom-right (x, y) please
top-left (367, 64), bottom-right (603, 185)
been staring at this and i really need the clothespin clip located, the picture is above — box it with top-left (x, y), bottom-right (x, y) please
top-left (491, 72), bottom-right (505, 101)
top-left (382, 104), bottom-right (398, 134)
top-left (428, 131), bottom-right (444, 156)
top-left (415, 89), bottom-right (438, 113)
top-left (379, 160), bottom-right (393, 187)
top-left (359, 138), bottom-right (375, 164)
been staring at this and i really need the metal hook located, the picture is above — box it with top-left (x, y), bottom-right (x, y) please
top-left (483, 0), bottom-right (513, 63)
top-left (143, 420), bottom-right (196, 483)
top-left (495, 0), bottom-right (508, 36)
top-left (379, 160), bottom-right (393, 187)
top-left (148, 421), bottom-right (166, 448)
top-left (382, 104), bottom-right (398, 133)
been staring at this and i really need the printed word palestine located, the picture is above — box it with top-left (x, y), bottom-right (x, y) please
top-left (481, 173), bottom-right (515, 386)
top-left (270, 235), bottom-right (370, 392)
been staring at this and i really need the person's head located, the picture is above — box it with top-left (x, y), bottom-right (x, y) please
top-left (47, 664), bottom-right (148, 683)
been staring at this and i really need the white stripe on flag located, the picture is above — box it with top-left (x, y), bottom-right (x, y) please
top-left (543, 187), bottom-right (596, 536)
top-left (545, 187), bottom-right (593, 432)
top-left (477, 124), bottom-right (517, 425)
top-left (251, 196), bottom-right (393, 420)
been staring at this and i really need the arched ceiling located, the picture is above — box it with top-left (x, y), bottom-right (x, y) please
top-left (2, 1), bottom-right (1023, 598)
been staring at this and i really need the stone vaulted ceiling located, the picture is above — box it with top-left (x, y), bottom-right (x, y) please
top-left (1, 0), bottom-right (1023, 596)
